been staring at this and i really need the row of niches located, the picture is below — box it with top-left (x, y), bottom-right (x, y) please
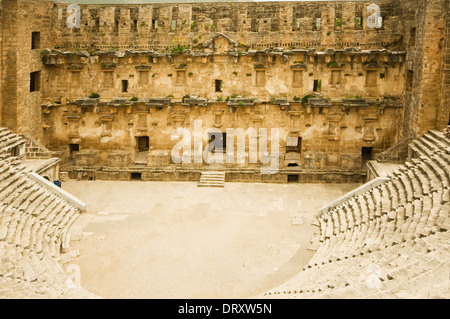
top-left (55, 2), bottom-right (393, 34)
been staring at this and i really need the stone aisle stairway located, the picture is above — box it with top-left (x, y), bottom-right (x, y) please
top-left (198, 171), bottom-right (226, 188)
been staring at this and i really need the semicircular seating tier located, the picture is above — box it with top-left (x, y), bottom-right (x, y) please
top-left (259, 130), bottom-right (450, 299)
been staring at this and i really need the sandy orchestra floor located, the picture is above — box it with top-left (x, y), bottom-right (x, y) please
top-left (62, 180), bottom-right (360, 299)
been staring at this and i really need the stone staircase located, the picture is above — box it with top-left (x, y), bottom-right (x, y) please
top-left (198, 171), bottom-right (226, 188)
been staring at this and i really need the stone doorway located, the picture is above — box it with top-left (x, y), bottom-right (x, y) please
top-left (135, 136), bottom-right (149, 164)
top-left (208, 132), bottom-right (226, 153)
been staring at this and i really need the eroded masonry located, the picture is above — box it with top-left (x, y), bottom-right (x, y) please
top-left (1, 0), bottom-right (448, 183)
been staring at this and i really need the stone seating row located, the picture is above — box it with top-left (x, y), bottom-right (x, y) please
top-left (310, 144), bottom-right (448, 268)
top-left (0, 128), bottom-right (95, 298)
top-left (260, 230), bottom-right (449, 299)
top-left (259, 131), bottom-right (449, 299)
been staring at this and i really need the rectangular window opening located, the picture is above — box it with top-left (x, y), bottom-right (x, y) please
top-left (215, 79), bottom-right (223, 92)
top-left (30, 71), bottom-right (40, 92)
top-left (137, 136), bottom-right (149, 152)
top-left (31, 32), bottom-right (40, 50)
top-left (122, 80), bottom-right (129, 92)
top-left (313, 79), bottom-right (321, 92)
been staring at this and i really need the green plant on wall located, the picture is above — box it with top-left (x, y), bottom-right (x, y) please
top-left (89, 93), bottom-right (100, 99)
top-left (130, 97), bottom-right (139, 102)
top-left (327, 61), bottom-right (339, 68)
top-left (301, 94), bottom-right (315, 104)
top-left (171, 45), bottom-right (189, 54)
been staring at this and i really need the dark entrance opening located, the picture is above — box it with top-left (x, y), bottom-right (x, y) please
top-left (313, 79), bottom-right (321, 92)
top-left (288, 175), bottom-right (299, 183)
top-left (215, 80), bottom-right (223, 92)
top-left (287, 163), bottom-right (299, 167)
top-left (208, 132), bottom-right (226, 153)
top-left (30, 71), bottom-right (40, 92)
top-left (31, 32), bottom-right (40, 50)
top-left (122, 80), bottom-right (128, 92)
top-left (131, 172), bottom-right (142, 180)
top-left (137, 136), bottom-right (149, 152)
top-left (362, 147), bottom-right (373, 169)
top-left (69, 143), bottom-right (79, 159)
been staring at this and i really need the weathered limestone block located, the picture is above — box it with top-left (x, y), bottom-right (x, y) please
top-left (340, 153), bottom-right (362, 170)
top-left (304, 152), bottom-right (327, 169)
top-left (107, 151), bottom-right (131, 167)
top-left (147, 150), bottom-right (171, 167)
top-left (74, 150), bottom-right (99, 166)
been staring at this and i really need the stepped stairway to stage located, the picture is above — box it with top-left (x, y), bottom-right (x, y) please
top-left (198, 171), bottom-right (226, 188)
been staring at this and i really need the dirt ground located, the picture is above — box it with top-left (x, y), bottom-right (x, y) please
top-left (62, 180), bottom-right (360, 299)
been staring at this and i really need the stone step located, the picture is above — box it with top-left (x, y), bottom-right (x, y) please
top-left (423, 133), bottom-right (449, 151)
top-left (198, 183), bottom-right (225, 188)
top-left (428, 130), bottom-right (450, 147)
top-left (198, 171), bottom-right (225, 187)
